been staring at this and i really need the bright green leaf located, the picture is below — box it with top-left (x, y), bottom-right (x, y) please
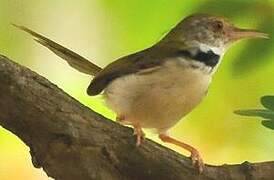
top-left (261, 120), bottom-right (274, 130)
top-left (261, 96), bottom-right (274, 111)
top-left (234, 109), bottom-right (274, 119)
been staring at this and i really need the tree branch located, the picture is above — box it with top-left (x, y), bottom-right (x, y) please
top-left (0, 54), bottom-right (273, 180)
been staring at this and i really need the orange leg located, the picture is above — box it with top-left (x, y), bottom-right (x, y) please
top-left (116, 115), bottom-right (145, 146)
top-left (133, 123), bottom-right (145, 147)
top-left (116, 114), bottom-right (126, 124)
top-left (116, 115), bottom-right (135, 126)
top-left (159, 133), bottom-right (204, 173)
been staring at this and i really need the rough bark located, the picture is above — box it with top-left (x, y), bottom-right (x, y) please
top-left (0, 54), bottom-right (273, 180)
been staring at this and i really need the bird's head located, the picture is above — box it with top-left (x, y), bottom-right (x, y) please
top-left (163, 14), bottom-right (268, 55)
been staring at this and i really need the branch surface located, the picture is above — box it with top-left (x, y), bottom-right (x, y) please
top-left (0, 54), bottom-right (273, 180)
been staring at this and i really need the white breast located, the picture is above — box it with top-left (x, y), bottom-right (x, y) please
top-left (104, 59), bottom-right (212, 133)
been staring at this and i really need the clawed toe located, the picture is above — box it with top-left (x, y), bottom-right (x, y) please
top-left (190, 150), bottom-right (204, 173)
top-left (159, 134), bottom-right (204, 173)
top-left (116, 116), bottom-right (145, 147)
top-left (133, 125), bottom-right (145, 146)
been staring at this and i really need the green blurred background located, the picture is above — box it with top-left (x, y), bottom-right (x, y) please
top-left (0, 0), bottom-right (273, 179)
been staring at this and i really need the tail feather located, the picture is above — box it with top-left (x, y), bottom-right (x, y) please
top-left (12, 24), bottom-right (102, 76)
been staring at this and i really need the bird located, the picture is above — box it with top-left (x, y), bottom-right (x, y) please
top-left (13, 13), bottom-right (268, 172)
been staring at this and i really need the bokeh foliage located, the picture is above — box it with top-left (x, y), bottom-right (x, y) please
top-left (0, 0), bottom-right (273, 179)
top-left (235, 96), bottom-right (274, 130)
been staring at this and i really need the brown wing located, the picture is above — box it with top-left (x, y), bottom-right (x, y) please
top-left (13, 24), bottom-right (102, 76)
top-left (87, 47), bottom-right (167, 96)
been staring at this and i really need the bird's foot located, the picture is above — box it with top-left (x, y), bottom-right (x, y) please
top-left (190, 149), bottom-right (204, 173)
top-left (116, 114), bottom-right (127, 124)
top-left (116, 115), bottom-right (145, 146)
top-left (159, 133), bottom-right (204, 173)
top-left (133, 124), bottom-right (145, 146)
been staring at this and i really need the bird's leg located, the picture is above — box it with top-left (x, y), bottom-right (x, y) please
top-left (133, 123), bottom-right (145, 147)
top-left (159, 133), bottom-right (204, 173)
top-left (116, 115), bottom-right (145, 146)
top-left (116, 114), bottom-right (126, 124)
top-left (116, 115), bottom-right (135, 126)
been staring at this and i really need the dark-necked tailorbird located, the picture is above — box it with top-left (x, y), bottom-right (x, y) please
top-left (14, 13), bottom-right (268, 172)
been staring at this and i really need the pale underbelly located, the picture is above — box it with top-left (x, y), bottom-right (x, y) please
top-left (104, 63), bottom-right (211, 133)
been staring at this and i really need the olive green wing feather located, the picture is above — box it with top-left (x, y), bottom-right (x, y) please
top-left (87, 48), bottom-right (165, 96)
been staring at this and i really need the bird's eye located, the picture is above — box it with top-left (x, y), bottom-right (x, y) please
top-left (213, 21), bottom-right (223, 30)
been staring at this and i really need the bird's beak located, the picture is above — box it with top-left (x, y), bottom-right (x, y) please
top-left (229, 27), bottom-right (269, 41)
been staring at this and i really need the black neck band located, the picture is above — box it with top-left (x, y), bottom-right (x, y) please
top-left (174, 49), bottom-right (220, 68)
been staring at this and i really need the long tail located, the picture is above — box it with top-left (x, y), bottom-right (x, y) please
top-left (12, 24), bottom-right (102, 76)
